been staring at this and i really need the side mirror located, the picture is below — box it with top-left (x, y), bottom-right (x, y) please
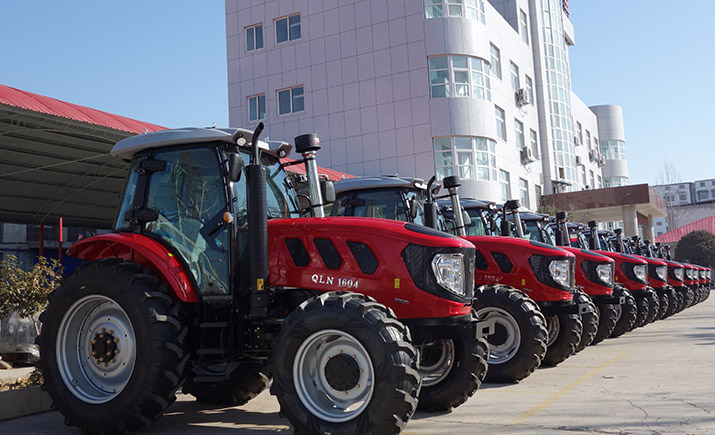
top-left (407, 198), bottom-right (419, 219)
top-left (462, 210), bottom-right (472, 226)
top-left (321, 180), bottom-right (336, 204)
top-left (228, 153), bottom-right (244, 182)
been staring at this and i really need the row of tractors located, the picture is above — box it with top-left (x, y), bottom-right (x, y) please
top-left (36, 126), bottom-right (711, 435)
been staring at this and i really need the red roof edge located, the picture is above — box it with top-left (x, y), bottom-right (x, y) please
top-left (655, 215), bottom-right (715, 244)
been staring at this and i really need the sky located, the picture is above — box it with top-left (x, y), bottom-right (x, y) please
top-left (1, 1), bottom-right (713, 186)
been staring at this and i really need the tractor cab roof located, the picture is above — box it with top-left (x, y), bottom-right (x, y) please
top-left (333, 176), bottom-right (426, 194)
top-left (513, 212), bottom-right (548, 222)
top-left (111, 127), bottom-right (289, 161)
top-left (438, 198), bottom-right (495, 210)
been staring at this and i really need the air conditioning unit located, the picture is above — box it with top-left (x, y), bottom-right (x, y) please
top-left (517, 88), bottom-right (530, 106)
top-left (576, 156), bottom-right (582, 165)
top-left (521, 147), bottom-right (536, 164)
top-left (588, 150), bottom-right (595, 162)
top-left (574, 136), bottom-right (581, 146)
top-left (599, 155), bottom-right (606, 166)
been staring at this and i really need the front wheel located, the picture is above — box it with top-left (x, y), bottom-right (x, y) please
top-left (38, 259), bottom-right (186, 434)
top-left (591, 303), bottom-right (617, 345)
top-left (474, 285), bottom-right (547, 383)
top-left (269, 292), bottom-right (420, 435)
top-left (416, 336), bottom-right (488, 411)
top-left (574, 292), bottom-right (599, 353)
top-left (541, 313), bottom-right (582, 367)
top-left (610, 288), bottom-right (637, 338)
top-left (644, 289), bottom-right (660, 324)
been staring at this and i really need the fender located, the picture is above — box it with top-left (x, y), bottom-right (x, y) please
top-left (67, 233), bottom-right (198, 302)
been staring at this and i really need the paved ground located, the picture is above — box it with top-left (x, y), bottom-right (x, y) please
top-left (2, 294), bottom-right (714, 434)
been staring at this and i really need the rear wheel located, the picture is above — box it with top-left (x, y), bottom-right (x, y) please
top-left (632, 293), bottom-right (650, 329)
top-left (269, 292), bottom-right (419, 435)
top-left (610, 288), bottom-right (637, 338)
top-left (663, 289), bottom-right (678, 318)
top-left (38, 259), bottom-right (186, 434)
top-left (474, 285), bottom-right (547, 383)
top-left (574, 292), bottom-right (598, 353)
top-left (591, 303), bottom-right (617, 345)
top-left (541, 313), bottom-right (582, 367)
top-left (182, 362), bottom-right (270, 406)
top-left (416, 336), bottom-right (488, 411)
top-left (656, 290), bottom-right (670, 320)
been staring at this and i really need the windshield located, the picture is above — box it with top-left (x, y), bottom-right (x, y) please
top-left (232, 151), bottom-right (300, 226)
top-left (331, 188), bottom-right (421, 223)
top-left (524, 220), bottom-right (544, 242)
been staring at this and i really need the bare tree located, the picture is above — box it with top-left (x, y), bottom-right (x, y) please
top-left (654, 158), bottom-right (682, 231)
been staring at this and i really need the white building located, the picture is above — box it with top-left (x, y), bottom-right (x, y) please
top-left (652, 179), bottom-right (715, 236)
top-left (225, 0), bottom-right (627, 210)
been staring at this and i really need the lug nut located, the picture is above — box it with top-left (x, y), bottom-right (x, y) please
top-left (114, 350), bottom-right (120, 354)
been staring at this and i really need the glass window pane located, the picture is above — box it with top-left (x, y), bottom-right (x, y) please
top-left (276, 18), bottom-right (288, 43)
top-left (292, 88), bottom-right (304, 112)
top-left (455, 137), bottom-right (471, 149)
top-left (278, 89), bottom-right (291, 114)
top-left (448, 5), bottom-right (463, 16)
top-left (249, 97), bottom-right (257, 121)
top-left (430, 70), bottom-right (450, 84)
top-left (258, 95), bottom-right (266, 119)
top-left (289, 15), bottom-right (301, 40)
top-left (452, 56), bottom-right (468, 69)
top-left (476, 151), bottom-right (488, 165)
top-left (477, 167), bottom-right (489, 180)
top-left (431, 85), bottom-right (449, 98)
top-left (454, 70), bottom-right (468, 83)
top-left (256, 25), bottom-right (264, 49)
top-left (247, 27), bottom-right (255, 51)
top-left (455, 84), bottom-right (469, 97)
top-left (460, 165), bottom-right (473, 179)
top-left (434, 138), bottom-right (452, 151)
top-left (429, 56), bottom-right (448, 70)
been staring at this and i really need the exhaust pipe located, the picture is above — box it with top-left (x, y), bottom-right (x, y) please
top-left (295, 134), bottom-right (325, 218)
top-left (504, 200), bottom-right (524, 238)
top-left (424, 176), bottom-right (439, 230)
top-left (246, 123), bottom-right (269, 319)
top-left (443, 176), bottom-right (466, 236)
top-left (588, 220), bottom-right (601, 251)
top-left (614, 228), bottom-right (624, 253)
top-left (555, 211), bottom-right (568, 246)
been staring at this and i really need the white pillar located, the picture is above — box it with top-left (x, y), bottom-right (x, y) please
top-left (622, 205), bottom-right (638, 238)
top-left (643, 215), bottom-right (655, 242)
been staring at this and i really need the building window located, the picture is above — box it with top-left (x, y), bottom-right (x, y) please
top-left (700, 181), bottom-right (706, 187)
top-left (425, 0), bottom-right (485, 22)
top-left (276, 14), bottom-right (301, 43)
top-left (515, 119), bottom-right (525, 149)
top-left (600, 140), bottom-right (627, 160)
top-left (589, 170), bottom-right (595, 188)
top-left (597, 175), bottom-right (602, 188)
top-left (525, 75), bottom-right (533, 103)
top-left (711, 189), bottom-right (715, 197)
top-left (500, 170), bottom-right (511, 201)
top-left (530, 129), bottom-right (539, 158)
top-left (490, 43), bottom-right (502, 79)
top-left (277, 86), bottom-right (304, 115)
top-left (519, 9), bottom-right (529, 44)
top-left (248, 94), bottom-right (266, 121)
top-left (510, 62), bottom-right (520, 93)
top-left (585, 130), bottom-right (591, 150)
top-left (519, 178), bottom-right (529, 209)
top-left (246, 24), bottom-right (264, 52)
top-left (679, 193), bottom-right (687, 202)
top-left (576, 122), bottom-right (583, 145)
top-left (495, 105), bottom-right (506, 141)
top-left (697, 190), bottom-right (709, 201)
top-left (434, 136), bottom-right (497, 181)
top-left (604, 176), bottom-right (628, 188)
top-left (428, 55), bottom-right (491, 100)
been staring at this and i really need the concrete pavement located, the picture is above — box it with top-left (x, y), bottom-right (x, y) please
top-left (1, 295), bottom-right (713, 434)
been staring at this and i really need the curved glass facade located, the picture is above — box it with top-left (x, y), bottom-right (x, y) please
top-left (424, 0), bottom-right (486, 22)
top-left (601, 140), bottom-right (626, 160)
top-left (434, 136), bottom-right (497, 181)
top-left (604, 176), bottom-right (628, 188)
top-left (541, 0), bottom-right (576, 188)
top-left (429, 55), bottom-right (491, 100)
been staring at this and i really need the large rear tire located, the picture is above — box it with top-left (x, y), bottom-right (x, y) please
top-left (656, 289), bottom-right (670, 320)
top-left (632, 292), bottom-right (650, 329)
top-left (591, 303), bottom-right (617, 345)
top-left (182, 362), bottom-right (270, 406)
top-left (38, 259), bottom-right (186, 434)
top-left (541, 313), bottom-right (582, 367)
top-left (610, 288), bottom-right (637, 338)
top-left (269, 292), bottom-right (420, 435)
top-left (662, 288), bottom-right (678, 318)
top-left (416, 336), bottom-right (488, 411)
top-left (644, 289), bottom-right (660, 324)
top-left (474, 285), bottom-right (547, 383)
top-left (574, 292), bottom-right (598, 353)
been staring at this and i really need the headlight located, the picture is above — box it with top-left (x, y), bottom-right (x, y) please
top-left (685, 269), bottom-right (693, 280)
top-left (549, 259), bottom-right (571, 288)
top-left (633, 264), bottom-right (647, 283)
top-left (674, 268), bottom-right (684, 281)
top-left (701, 270), bottom-right (707, 279)
top-left (431, 253), bottom-right (465, 296)
top-left (655, 266), bottom-right (667, 281)
top-left (708, 270), bottom-right (711, 279)
top-left (596, 263), bottom-right (613, 286)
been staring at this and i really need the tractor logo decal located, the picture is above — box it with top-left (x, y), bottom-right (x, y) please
top-left (311, 274), bottom-right (360, 289)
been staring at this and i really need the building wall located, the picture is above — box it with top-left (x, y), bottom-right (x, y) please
top-left (226, 0), bottom-right (622, 211)
top-left (570, 95), bottom-right (602, 189)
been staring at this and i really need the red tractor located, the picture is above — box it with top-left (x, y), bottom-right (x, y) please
top-left (332, 175), bottom-right (590, 382)
top-left (38, 126), bottom-right (489, 434)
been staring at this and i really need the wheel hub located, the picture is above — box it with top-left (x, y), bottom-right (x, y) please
top-left (90, 330), bottom-right (119, 366)
top-left (324, 354), bottom-right (361, 391)
top-left (489, 323), bottom-right (509, 347)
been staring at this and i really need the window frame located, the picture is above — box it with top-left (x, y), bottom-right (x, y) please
top-left (495, 105), bottom-right (506, 141)
top-left (247, 93), bottom-right (266, 122)
top-left (515, 119), bottom-right (525, 149)
top-left (428, 55), bottom-right (491, 100)
top-left (519, 178), bottom-right (529, 209)
top-left (500, 169), bottom-right (511, 201)
top-left (519, 9), bottom-right (529, 44)
top-left (434, 136), bottom-right (497, 181)
top-left (277, 85), bottom-right (305, 116)
top-left (275, 13), bottom-right (301, 44)
top-left (490, 43), bottom-right (502, 79)
top-left (510, 61), bottom-right (520, 93)
top-left (245, 23), bottom-right (264, 52)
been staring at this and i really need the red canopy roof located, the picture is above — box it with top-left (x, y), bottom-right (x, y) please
top-left (655, 215), bottom-right (715, 244)
top-left (280, 158), bottom-right (355, 181)
top-left (0, 84), bottom-right (165, 134)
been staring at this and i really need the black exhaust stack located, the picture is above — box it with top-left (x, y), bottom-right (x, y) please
top-left (554, 211), bottom-right (568, 246)
top-left (614, 228), bottom-right (624, 253)
top-left (443, 176), bottom-right (466, 236)
top-left (503, 199), bottom-right (524, 238)
top-left (246, 122), bottom-right (269, 319)
top-left (424, 176), bottom-right (439, 230)
top-left (295, 134), bottom-right (325, 217)
top-left (588, 220), bottom-right (602, 251)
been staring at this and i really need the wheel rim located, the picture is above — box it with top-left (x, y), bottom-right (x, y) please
top-left (614, 303), bottom-right (622, 322)
top-left (417, 339), bottom-right (455, 387)
top-left (546, 315), bottom-right (560, 347)
top-left (476, 307), bottom-right (521, 364)
top-left (56, 295), bottom-right (137, 404)
top-left (293, 329), bottom-right (375, 423)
